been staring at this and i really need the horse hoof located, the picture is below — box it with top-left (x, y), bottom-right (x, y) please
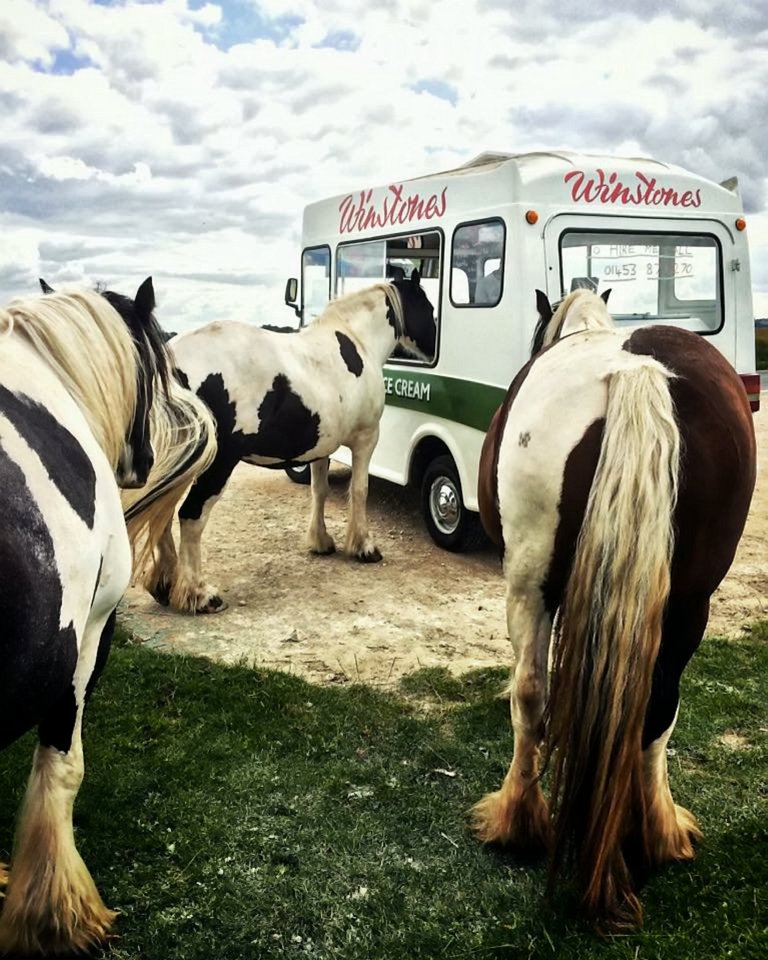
top-left (356, 547), bottom-right (383, 564)
top-left (151, 582), bottom-right (171, 607)
top-left (311, 544), bottom-right (336, 556)
top-left (197, 595), bottom-right (228, 614)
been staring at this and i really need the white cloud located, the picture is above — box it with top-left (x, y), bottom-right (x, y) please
top-left (0, 0), bottom-right (69, 66)
top-left (0, 0), bottom-right (765, 337)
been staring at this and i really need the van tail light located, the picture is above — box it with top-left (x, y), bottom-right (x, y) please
top-left (741, 373), bottom-right (761, 412)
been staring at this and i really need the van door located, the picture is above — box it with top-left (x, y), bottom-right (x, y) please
top-left (543, 215), bottom-right (736, 363)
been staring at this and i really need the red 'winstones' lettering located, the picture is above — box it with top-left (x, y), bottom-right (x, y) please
top-left (338, 184), bottom-right (448, 233)
top-left (564, 169), bottom-right (702, 209)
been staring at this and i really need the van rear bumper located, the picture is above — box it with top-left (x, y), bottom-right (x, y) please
top-left (741, 373), bottom-right (761, 412)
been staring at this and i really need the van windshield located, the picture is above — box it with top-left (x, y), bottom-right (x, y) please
top-left (559, 231), bottom-right (722, 333)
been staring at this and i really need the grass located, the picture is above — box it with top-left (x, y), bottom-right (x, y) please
top-left (1, 624), bottom-right (767, 960)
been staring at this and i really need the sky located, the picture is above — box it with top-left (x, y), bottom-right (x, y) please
top-left (1, 0), bottom-right (767, 334)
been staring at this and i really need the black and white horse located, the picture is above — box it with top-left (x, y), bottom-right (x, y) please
top-left (0, 279), bottom-right (216, 954)
top-left (142, 272), bottom-right (436, 614)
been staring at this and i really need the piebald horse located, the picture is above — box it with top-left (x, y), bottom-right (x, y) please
top-left (472, 289), bottom-right (756, 930)
top-left (0, 279), bottom-right (216, 955)
top-left (135, 271), bottom-right (436, 614)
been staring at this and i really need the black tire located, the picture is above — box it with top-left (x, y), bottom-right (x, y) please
top-left (284, 463), bottom-right (311, 485)
top-left (420, 454), bottom-right (485, 552)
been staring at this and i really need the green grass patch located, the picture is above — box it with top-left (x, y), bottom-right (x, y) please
top-left (1, 626), bottom-right (767, 959)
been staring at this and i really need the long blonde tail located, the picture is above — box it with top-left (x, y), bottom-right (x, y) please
top-left (122, 381), bottom-right (217, 577)
top-left (545, 360), bottom-right (679, 931)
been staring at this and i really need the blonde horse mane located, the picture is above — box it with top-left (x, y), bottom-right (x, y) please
top-left (313, 283), bottom-right (404, 334)
top-left (0, 289), bottom-right (137, 468)
top-left (0, 286), bottom-right (217, 570)
top-left (543, 290), bottom-right (615, 348)
top-left (122, 383), bottom-right (217, 576)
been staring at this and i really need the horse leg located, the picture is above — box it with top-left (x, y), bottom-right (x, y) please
top-left (344, 426), bottom-right (382, 562)
top-left (171, 455), bottom-right (239, 613)
top-left (0, 612), bottom-right (117, 955)
top-left (471, 585), bottom-right (551, 852)
top-left (306, 457), bottom-right (335, 555)
top-left (173, 500), bottom-right (227, 614)
top-left (144, 519), bottom-right (177, 606)
top-left (642, 596), bottom-right (708, 866)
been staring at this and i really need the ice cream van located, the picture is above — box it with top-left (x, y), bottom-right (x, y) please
top-left (284, 150), bottom-right (760, 550)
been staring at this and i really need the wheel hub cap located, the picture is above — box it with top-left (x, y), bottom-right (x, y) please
top-left (430, 478), bottom-right (459, 534)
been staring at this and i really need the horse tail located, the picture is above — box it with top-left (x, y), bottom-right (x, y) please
top-left (122, 381), bottom-right (217, 577)
top-left (545, 359), bottom-right (680, 931)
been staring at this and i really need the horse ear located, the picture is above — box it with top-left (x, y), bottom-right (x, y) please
top-left (39, 278), bottom-right (54, 294)
top-left (535, 288), bottom-right (552, 323)
top-left (410, 268), bottom-right (421, 285)
top-left (134, 277), bottom-right (155, 322)
top-left (601, 288), bottom-right (612, 304)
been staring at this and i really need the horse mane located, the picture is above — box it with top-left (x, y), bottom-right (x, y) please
top-left (313, 283), bottom-right (404, 335)
top-left (123, 383), bottom-right (218, 577)
top-left (102, 287), bottom-right (172, 397)
top-left (531, 290), bottom-right (614, 356)
top-left (0, 289), bottom-right (138, 467)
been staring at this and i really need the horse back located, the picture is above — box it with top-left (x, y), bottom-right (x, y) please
top-left (172, 320), bottom-right (385, 463)
top-left (489, 325), bottom-right (755, 609)
top-left (624, 325), bottom-right (756, 594)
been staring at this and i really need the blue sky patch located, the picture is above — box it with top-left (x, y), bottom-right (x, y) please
top-left (49, 48), bottom-right (92, 75)
top-left (191, 0), bottom-right (304, 48)
top-left (410, 79), bottom-right (458, 106)
top-left (314, 30), bottom-right (360, 52)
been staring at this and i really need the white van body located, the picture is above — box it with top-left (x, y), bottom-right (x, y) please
top-left (288, 151), bottom-right (759, 548)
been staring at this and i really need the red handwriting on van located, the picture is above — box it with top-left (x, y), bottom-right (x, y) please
top-left (564, 169), bottom-right (702, 209)
top-left (338, 184), bottom-right (448, 234)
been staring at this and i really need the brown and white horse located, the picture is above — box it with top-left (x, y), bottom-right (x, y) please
top-left (472, 289), bottom-right (756, 930)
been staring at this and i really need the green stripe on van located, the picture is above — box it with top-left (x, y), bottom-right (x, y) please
top-left (383, 370), bottom-right (507, 432)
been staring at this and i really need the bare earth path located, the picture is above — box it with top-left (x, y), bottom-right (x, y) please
top-left (121, 402), bottom-right (767, 685)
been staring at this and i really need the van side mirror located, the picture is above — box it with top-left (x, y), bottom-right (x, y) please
top-left (284, 277), bottom-right (300, 318)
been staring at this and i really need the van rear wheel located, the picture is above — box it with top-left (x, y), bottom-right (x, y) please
top-left (420, 455), bottom-right (483, 552)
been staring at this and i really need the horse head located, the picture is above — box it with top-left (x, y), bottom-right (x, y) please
top-left (391, 270), bottom-right (436, 361)
top-left (101, 277), bottom-right (171, 488)
top-left (40, 276), bottom-right (176, 487)
top-left (531, 288), bottom-right (612, 356)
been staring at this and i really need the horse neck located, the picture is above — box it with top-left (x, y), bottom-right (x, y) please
top-left (559, 310), bottom-right (614, 340)
top-left (547, 292), bottom-right (613, 345)
top-left (333, 287), bottom-right (397, 364)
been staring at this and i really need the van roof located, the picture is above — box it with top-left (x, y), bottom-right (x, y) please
top-left (414, 149), bottom-right (739, 196)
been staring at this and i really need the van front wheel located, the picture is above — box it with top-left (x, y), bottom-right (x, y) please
top-left (420, 455), bottom-right (483, 552)
top-left (284, 463), bottom-right (311, 485)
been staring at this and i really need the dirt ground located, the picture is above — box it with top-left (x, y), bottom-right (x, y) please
top-left (121, 401), bottom-right (767, 686)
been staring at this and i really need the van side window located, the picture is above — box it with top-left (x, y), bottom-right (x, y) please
top-left (336, 231), bottom-right (441, 363)
top-left (451, 219), bottom-right (506, 307)
top-left (301, 245), bottom-right (331, 322)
